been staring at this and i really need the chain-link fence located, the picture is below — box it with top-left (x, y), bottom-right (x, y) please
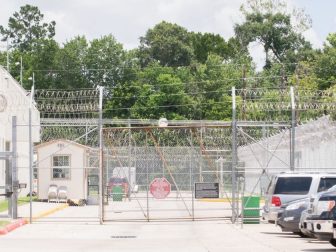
top-left (102, 125), bottom-right (235, 221)
top-left (30, 86), bottom-right (336, 222)
top-left (3, 70), bottom-right (336, 223)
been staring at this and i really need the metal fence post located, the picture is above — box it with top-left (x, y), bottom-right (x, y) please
top-left (190, 129), bottom-right (195, 220)
top-left (290, 86), bottom-right (296, 171)
top-left (128, 122), bottom-right (132, 200)
top-left (146, 133), bottom-right (150, 221)
top-left (98, 86), bottom-right (104, 224)
top-left (12, 116), bottom-right (17, 219)
top-left (29, 84), bottom-right (35, 223)
top-left (231, 87), bottom-right (237, 223)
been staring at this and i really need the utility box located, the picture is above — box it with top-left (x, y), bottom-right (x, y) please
top-left (243, 196), bottom-right (260, 224)
top-left (112, 167), bottom-right (136, 192)
top-left (112, 186), bottom-right (124, 201)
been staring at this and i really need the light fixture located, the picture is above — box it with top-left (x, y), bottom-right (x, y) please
top-left (158, 118), bottom-right (168, 127)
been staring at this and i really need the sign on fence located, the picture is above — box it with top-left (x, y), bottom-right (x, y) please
top-left (150, 177), bottom-right (171, 199)
top-left (195, 182), bottom-right (219, 199)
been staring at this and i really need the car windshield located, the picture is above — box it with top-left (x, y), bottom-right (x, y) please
top-left (274, 177), bottom-right (312, 195)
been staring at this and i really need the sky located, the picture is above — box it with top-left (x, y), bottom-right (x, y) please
top-left (0, 0), bottom-right (336, 65)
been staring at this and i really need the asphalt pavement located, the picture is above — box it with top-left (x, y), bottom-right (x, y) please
top-left (0, 202), bottom-right (335, 251)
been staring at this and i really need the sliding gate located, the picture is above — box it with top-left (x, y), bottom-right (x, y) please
top-left (102, 125), bottom-right (238, 221)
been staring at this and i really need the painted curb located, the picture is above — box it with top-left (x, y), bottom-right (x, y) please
top-left (0, 203), bottom-right (68, 235)
top-left (0, 218), bottom-right (27, 235)
top-left (199, 198), bottom-right (265, 204)
top-left (30, 203), bottom-right (68, 221)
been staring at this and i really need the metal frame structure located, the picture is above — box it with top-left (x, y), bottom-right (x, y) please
top-left (4, 84), bottom-right (336, 224)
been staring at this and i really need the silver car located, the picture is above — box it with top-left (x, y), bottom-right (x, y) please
top-left (263, 173), bottom-right (336, 223)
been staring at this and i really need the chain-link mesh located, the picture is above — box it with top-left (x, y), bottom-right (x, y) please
top-left (20, 86), bottom-right (336, 222)
top-left (103, 126), bottom-right (235, 220)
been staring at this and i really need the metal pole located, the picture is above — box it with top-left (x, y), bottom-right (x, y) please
top-left (216, 157), bottom-right (224, 198)
top-left (12, 116), bottom-right (17, 219)
top-left (231, 87), bottom-right (237, 223)
top-left (128, 122), bottom-right (131, 200)
top-left (29, 84), bottom-right (34, 223)
top-left (192, 182), bottom-right (195, 221)
top-left (98, 86), bottom-right (104, 224)
top-left (241, 177), bottom-right (245, 229)
top-left (189, 130), bottom-right (193, 191)
top-left (7, 151), bottom-right (12, 218)
top-left (190, 130), bottom-right (194, 220)
top-left (290, 86), bottom-right (296, 171)
top-left (146, 161), bottom-right (149, 221)
top-left (199, 127), bottom-right (203, 182)
top-left (220, 157), bottom-right (224, 198)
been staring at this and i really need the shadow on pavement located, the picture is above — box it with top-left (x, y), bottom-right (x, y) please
top-left (261, 232), bottom-right (297, 235)
top-left (301, 249), bottom-right (335, 252)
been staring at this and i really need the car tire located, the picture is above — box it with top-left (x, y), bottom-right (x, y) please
top-left (329, 239), bottom-right (336, 247)
top-left (294, 232), bottom-right (308, 238)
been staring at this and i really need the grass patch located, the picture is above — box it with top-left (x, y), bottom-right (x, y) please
top-left (0, 220), bottom-right (10, 228)
top-left (0, 196), bottom-right (37, 213)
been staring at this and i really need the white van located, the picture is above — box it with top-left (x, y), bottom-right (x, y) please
top-left (263, 173), bottom-right (336, 223)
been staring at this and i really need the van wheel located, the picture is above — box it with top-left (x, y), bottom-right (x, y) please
top-left (329, 239), bottom-right (336, 247)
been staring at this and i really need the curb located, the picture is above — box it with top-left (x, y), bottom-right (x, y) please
top-left (0, 218), bottom-right (27, 235)
top-left (199, 198), bottom-right (265, 204)
top-left (0, 203), bottom-right (68, 235)
top-left (29, 203), bottom-right (69, 222)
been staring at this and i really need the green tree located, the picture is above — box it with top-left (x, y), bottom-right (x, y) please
top-left (85, 35), bottom-right (127, 88)
top-left (54, 36), bottom-right (90, 89)
top-left (235, 0), bottom-right (311, 68)
top-left (139, 21), bottom-right (194, 67)
top-left (28, 39), bottom-right (60, 89)
top-left (0, 4), bottom-right (56, 51)
top-left (5, 38), bottom-right (60, 89)
top-left (191, 32), bottom-right (229, 64)
top-left (314, 33), bottom-right (336, 89)
top-left (130, 65), bottom-right (194, 119)
top-left (193, 54), bottom-right (253, 120)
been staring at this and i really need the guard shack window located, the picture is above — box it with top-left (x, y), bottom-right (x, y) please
top-left (52, 155), bottom-right (70, 179)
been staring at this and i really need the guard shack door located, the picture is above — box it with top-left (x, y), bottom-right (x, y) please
top-left (87, 174), bottom-right (99, 205)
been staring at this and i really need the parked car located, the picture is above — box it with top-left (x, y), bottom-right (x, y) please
top-left (303, 190), bottom-right (336, 247)
top-left (263, 173), bottom-right (336, 223)
top-left (108, 177), bottom-right (129, 196)
top-left (277, 197), bottom-right (310, 236)
top-left (277, 185), bottom-right (336, 236)
top-left (299, 209), bottom-right (314, 237)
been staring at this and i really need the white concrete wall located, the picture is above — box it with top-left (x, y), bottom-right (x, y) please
top-left (0, 66), bottom-right (40, 197)
top-left (37, 140), bottom-right (88, 200)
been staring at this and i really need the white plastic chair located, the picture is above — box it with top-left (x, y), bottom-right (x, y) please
top-left (48, 184), bottom-right (58, 202)
top-left (58, 186), bottom-right (68, 203)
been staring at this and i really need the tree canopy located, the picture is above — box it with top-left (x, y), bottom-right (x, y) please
top-left (0, 2), bottom-right (335, 121)
top-left (0, 4), bottom-right (56, 51)
top-left (235, 0), bottom-right (312, 68)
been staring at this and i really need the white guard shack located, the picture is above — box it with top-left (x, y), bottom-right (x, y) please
top-left (0, 66), bottom-right (40, 197)
top-left (238, 116), bottom-right (336, 194)
top-left (36, 139), bottom-right (96, 201)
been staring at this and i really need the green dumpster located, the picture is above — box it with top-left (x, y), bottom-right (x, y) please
top-left (243, 196), bottom-right (260, 224)
top-left (112, 186), bottom-right (124, 201)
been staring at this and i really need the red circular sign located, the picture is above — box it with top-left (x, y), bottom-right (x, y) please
top-left (150, 177), bottom-right (171, 199)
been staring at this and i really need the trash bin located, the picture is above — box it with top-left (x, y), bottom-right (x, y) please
top-left (112, 186), bottom-right (124, 201)
top-left (243, 196), bottom-right (260, 224)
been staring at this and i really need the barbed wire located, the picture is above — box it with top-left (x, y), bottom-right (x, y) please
top-left (29, 62), bottom-right (300, 73)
